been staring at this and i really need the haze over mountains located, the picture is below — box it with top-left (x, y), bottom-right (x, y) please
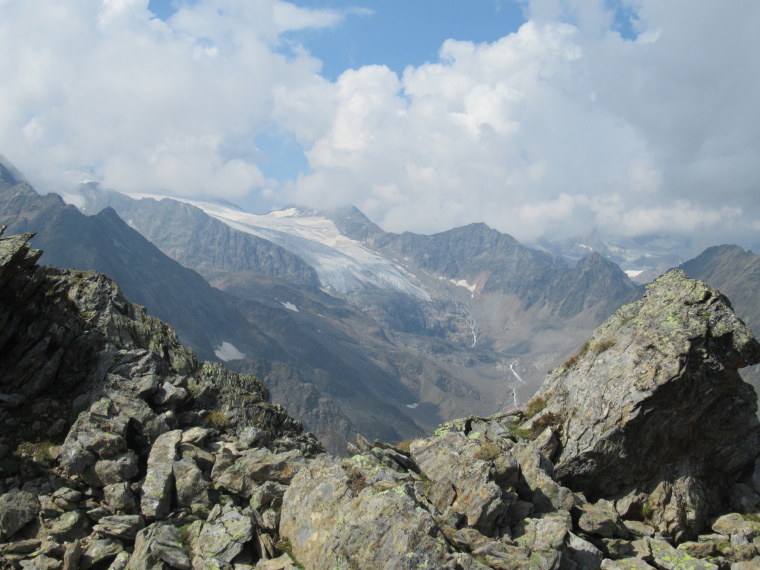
top-left (3, 158), bottom-right (760, 452)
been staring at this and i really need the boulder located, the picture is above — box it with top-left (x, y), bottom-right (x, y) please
top-left (140, 429), bottom-right (182, 519)
top-left (0, 489), bottom-right (40, 540)
top-left (527, 271), bottom-right (760, 540)
top-left (280, 455), bottom-right (450, 569)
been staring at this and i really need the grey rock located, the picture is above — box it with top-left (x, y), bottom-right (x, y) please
top-left (238, 426), bottom-right (265, 448)
top-left (512, 442), bottom-right (576, 514)
top-left (179, 427), bottom-right (213, 446)
top-left (567, 532), bottom-right (604, 570)
top-left (46, 510), bottom-right (91, 542)
top-left (215, 448), bottom-right (306, 498)
top-left (280, 455), bottom-right (450, 569)
top-left (81, 451), bottom-right (140, 487)
top-left (127, 523), bottom-right (191, 570)
top-left (529, 271), bottom-right (760, 540)
top-left (577, 500), bottom-right (630, 539)
top-left (190, 504), bottom-right (253, 569)
top-left (51, 488), bottom-right (82, 511)
top-left (104, 483), bottom-right (137, 514)
top-left (62, 539), bottom-right (83, 570)
top-left (93, 515), bottom-right (146, 542)
top-left (411, 431), bottom-right (517, 536)
top-left (81, 538), bottom-right (124, 569)
top-left (249, 480), bottom-right (287, 511)
top-left (140, 429), bottom-right (182, 519)
top-left (0, 489), bottom-right (40, 539)
top-left (172, 457), bottom-right (211, 513)
top-left (601, 560), bottom-right (655, 569)
top-left (152, 381), bottom-right (188, 407)
top-left (109, 551), bottom-right (131, 570)
top-left (19, 554), bottom-right (60, 570)
top-left (515, 511), bottom-right (572, 551)
top-left (648, 538), bottom-right (719, 570)
top-left (254, 554), bottom-right (299, 569)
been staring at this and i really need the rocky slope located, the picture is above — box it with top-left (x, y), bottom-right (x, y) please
top-left (3, 230), bottom-right (760, 569)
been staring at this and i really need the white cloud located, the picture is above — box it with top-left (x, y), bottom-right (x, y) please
top-left (1, 0), bottom-right (759, 252)
top-left (279, 1), bottom-right (760, 248)
top-left (0, 0), bottom-right (335, 202)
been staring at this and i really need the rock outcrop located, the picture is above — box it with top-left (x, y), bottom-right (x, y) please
top-left (3, 231), bottom-right (760, 570)
top-left (524, 270), bottom-right (760, 541)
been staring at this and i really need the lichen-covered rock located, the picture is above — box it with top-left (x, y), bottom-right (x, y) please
top-left (280, 455), bottom-right (450, 569)
top-left (172, 457), bottom-right (211, 514)
top-left (127, 523), bottom-right (192, 570)
top-left (527, 270), bottom-right (760, 540)
top-left (140, 430), bottom-right (182, 520)
top-left (215, 448), bottom-right (306, 498)
top-left (189, 503), bottom-right (254, 569)
top-left (411, 431), bottom-right (518, 536)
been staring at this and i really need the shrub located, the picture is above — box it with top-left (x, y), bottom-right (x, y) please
top-left (203, 410), bottom-right (231, 431)
top-left (524, 396), bottom-right (547, 420)
top-left (473, 441), bottom-right (501, 461)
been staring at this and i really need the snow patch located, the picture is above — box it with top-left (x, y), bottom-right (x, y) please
top-left (449, 278), bottom-right (476, 293)
top-left (280, 301), bottom-right (299, 312)
top-left (406, 403), bottom-right (419, 409)
top-left (214, 341), bottom-right (246, 361)
top-left (625, 270), bottom-right (644, 278)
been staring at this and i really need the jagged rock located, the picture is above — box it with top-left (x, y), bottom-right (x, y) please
top-left (712, 514), bottom-right (760, 540)
top-left (189, 503), bottom-right (253, 569)
top-left (172, 457), bottom-right (211, 514)
top-left (514, 510), bottom-right (572, 551)
top-left (46, 510), bottom-right (91, 542)
top-left (254, 554), bottom-right (299, 569)
top-left (601, 560), bottom-right (655, 569)
top-left (80, 538), bottom-right (124, 569)
top-left (62, 539), bottom-right (83, 570)
top-left (512, 443), bottom-right (577, 514)
top-left (19, 553), bottom-right (60, 569)
top-left (180, 427), bottom-right (213, 445)
top-left (51, 488), bottom-right (82, 511)
top-left (648, 538), bottom-right (719, 569)
top-left (577, 500), bottom-right (630, 539)
top-left (410, 431), bottom-right (518, 536)
top-left (81, 451), bottom-right (140, 487)
top-left (0, 489), bottom-right (40, 539)
top-left (127, 523), bottom-right (192, 570)
top-left (281, 455), bottom-right (450, 569)
top-left (567, 531), bottom-right (604, 569)
top-left (527, 270), bottom-right (760, 540)
top-left (215, 448), bottom-right (307, 498)
top-left (104, 482), bottom-right (138, 514)
top-left (249, 481), bottom-right (287, 511)
top-left (140, 429), bottom-right (182, 520)
top-left (92, 515), bottom-right (146, 541)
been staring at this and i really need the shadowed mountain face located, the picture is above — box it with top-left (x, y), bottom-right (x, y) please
top-left (679, 244), bottom-right (760, 391)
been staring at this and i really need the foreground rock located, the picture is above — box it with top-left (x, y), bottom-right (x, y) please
top-left (524, 270), bottom-right (760, 541)
top-left (2, 231), bottom-right (760, 570)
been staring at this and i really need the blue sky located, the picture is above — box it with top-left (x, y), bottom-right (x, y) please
top-left (1, 1), bottom-right (759, 251)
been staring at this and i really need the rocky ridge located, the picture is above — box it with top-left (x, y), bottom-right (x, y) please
top-left (2, 231), bottom-right (760, 569)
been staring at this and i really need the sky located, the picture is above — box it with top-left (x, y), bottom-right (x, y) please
top-left (0, 0), bottom-right (758, 252)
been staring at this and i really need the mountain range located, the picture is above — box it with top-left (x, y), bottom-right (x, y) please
top-left (2, 158), bottom-right (760, 453)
